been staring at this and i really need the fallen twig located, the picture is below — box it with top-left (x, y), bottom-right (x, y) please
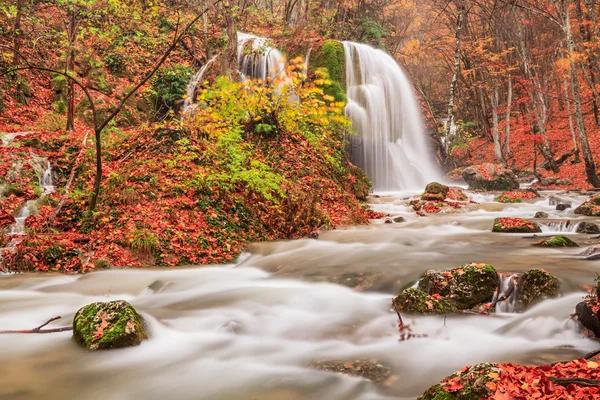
top-left (548, 377), bottom-right (600, 387)
top-left (0, 316), bottom-right (73, 334)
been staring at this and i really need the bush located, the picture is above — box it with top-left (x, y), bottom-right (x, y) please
top-left (149, 64), bottom-right (194, 116)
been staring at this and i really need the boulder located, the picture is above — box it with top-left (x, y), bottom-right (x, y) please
top-left (392, 216), bottom-right (406, 223)
top-left (447, 187), bottom-right (469, 201)
top-left (417, 263), bottom-right (499, 310)
top-left (421, 182), bottom-right (450, 201)
top-left (556, 203), bottom-right (571, 211)
top-left (576, 221), bottom-right (600, 234)
top-left (384, 217), bottom-right (393, 224)
top-left (73, 300), bottom-right (148, 350)
top-left (514, 269), bottom-right (561, 312)
top-left (492, 217), bottom-right (541, 233)
top-left (462, 164), bottom-right (519, 191)
top-left (574, 194), bottom-right (600, 216)
top-left (532, 235), bottom-right (579, 248)
top-left (579, 245), bottom-right (600, 260)
top-left (534, 211), bottom-right (549, 219)
top-left (576, 300), bottom-right (600, 338)
top-left (418, 363), bottom-right (501, 400)
top-left (393, 288), bottom-right (457, 315)
top-left (310, 359), bottom-right (393, 384)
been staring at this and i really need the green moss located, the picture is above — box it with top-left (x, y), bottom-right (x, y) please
top-left (73, 300), bottom-right (148, 350)
top-left (418, 363), bottom-right (499, 400)
top-left (532, 235), bottom-right (579, 248)
top-left (311, 40), bottom-right (347, 103)
top-left (495, 194), bottom-right (522, 203)
top-left (4, 183), bottom-right (25, 197)
top-left (515, 268), bottom-right (560, 312)
top-left (393, 288), bottom-right (457, 315)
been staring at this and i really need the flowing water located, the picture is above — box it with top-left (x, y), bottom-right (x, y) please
top-left (237, 32), bottom-right (286, 83)
top-left (1, 192), bottom-right (599, 400)
top-left (182, 55), bottom-right (218, 117)
top-left (343, 43), bottom-right (442, 192)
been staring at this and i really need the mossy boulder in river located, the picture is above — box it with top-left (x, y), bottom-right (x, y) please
top-left (417, 263), bottom-right (498, 310)
top-left (574, 194), bottom-right (600, 216)
top-left (492, 217), bottom-right (541, 233)
top-left (421, 182), bottom-right (450, 201)
top-left (514, 269), bottom-right (560, 312)
top-left (393, 288), bottom-right (457, 314)
top-left (418, 363), bottom-right (501, 400)
top-left (73, 300), bottom-right (148, 350)
top-left (531, 235), bottom-right (579, 248)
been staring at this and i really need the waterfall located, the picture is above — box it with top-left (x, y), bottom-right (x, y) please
top-left (343, 42), bottom-right (441, 192)
top-left (182, 55), bottom-right (218, 116)
top-left (540, 220), bottom-right (579, 234)
top-left (237, 32), bottom-right (286, 82)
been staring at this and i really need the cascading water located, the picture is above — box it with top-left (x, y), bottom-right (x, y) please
top-left (237, 32), bottom-right (286, 82)
top-left (182, 55), bottom-right (218, 116)
top-left (343, 42), bottom-right (441, 192)
top-left (540, 220), bottom-right (579, 234)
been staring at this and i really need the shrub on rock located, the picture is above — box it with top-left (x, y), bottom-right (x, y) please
top-left (73, 300), bottom-right (148, 350)
top-left (492, 217), bottom-right (541, 233)
top-left (514, 269), bottom-right (560, 312)
top-left (532, 235), bottom-right (579, 248)
top-left (393, 288), bottom-right (457, 315)
top-left (462, 163), bottom-right (519, 191)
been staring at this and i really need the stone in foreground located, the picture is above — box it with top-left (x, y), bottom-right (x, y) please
top-left (73, 300), bottom-right (148, 350)
top-left (492, 217), bottom-right (541, 233)
top-left (514, 269), bottom-right (560, 312)
top-left (574, 194), bottom-right (600, 216)
top-left (532, 235), bottom-right (579, 248)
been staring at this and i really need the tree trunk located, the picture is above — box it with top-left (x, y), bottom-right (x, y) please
top-left (12, 0), bottom-right (25, 66)
top-left (491, 85), bottom-right (503, 161)
top-left (575, 0), bottom-right (600, 125)
top-left (220, 1), bottom-right (238, 76)
top-left (563, 74), bottom-right (581, 162)
top-left (66, 9), bottom-right (76, 132)
top-left (504, 74), bottom-right (513, 156)
top-left (563, 0), bottom-right (600, 186)
top-left (442, 0), bottom-right (466, 162)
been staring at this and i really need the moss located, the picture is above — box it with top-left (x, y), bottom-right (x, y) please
top-left (418, 363), bottom-right (499, 400)
top-left (421, 183), bottom-right (448, 201)
top-left (495, 194), bottom-right (522, 203)
top-left (310, 40), bottom-right (347, 103)
top-left (393, 288), bottom-right (457, 315)
top-left (515, 268), bottom-right (560, 312)
top-left (532, 235), bottom-right (579, 248)
top-left (4, 183), bottom-right (25, 197)
top-left (73, 300), bottom-right (148, 350)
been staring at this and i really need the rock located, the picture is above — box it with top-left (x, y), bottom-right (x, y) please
top-left (421, 182), bottom-right (449, 201)
top-left (72, 300), bottom-right (148, 350)
top-left (310, 359), bottom-right (393, 384)
top-left (308, 231), bottom-right (320, 239)
top-left (392, 216), bottom-right (406, 223)
top-left (579, 245), bottom-right (600, 260)
top-left (384, 218), bottom-right (394, 224)
top-left (462, 164), bottom-right (519, 191)
top-left (574, 194), bottom-right (600, 216)
top-left (418, 363), bottom-right (501, 400)
top-left (575, 300), bottom-right (600, 338)
top-left (93, 258), bottom-right (112, 270)
top-left (393, 288), bottom-right (457, 315)
top-left (447, 187), bottom-right (469, 201)
top-left (576, 221), bottom-right (600, 234)
top-left (534, 211), bottom-right (549, 219)
top-left (492, 217), bottom-right (542, 233)
top-left (514, 269), bottom-right (561, 312)
top-left (532, 235), bottom-right (579, 248)
top-left (556, 203), bottom-right (571, 211)
top-left (417, 263), bottom-right (499, 310)
top-left (549, 196), bottom-right (561, 206)
top-left (540, 177), bottom-right (573, 186)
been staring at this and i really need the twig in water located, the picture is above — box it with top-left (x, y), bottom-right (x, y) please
top-left (0, 316), bottom-right (73, 334)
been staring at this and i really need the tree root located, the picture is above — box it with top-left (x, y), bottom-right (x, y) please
top-left (0, 316), bottom-right (72, 334)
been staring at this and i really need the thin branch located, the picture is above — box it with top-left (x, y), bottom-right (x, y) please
top-left (0, 316), bottom-right (73, 334)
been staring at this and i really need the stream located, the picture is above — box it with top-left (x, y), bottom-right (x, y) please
top-left (0, 191), bottom-right (599, 399)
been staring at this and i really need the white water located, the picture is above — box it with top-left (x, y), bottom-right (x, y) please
top-left (237, 32), bottom-right (287, 83)
top-left (182, 55), bottom-right (218, 116)
top-left (343, 42), bottom-right (442, 192)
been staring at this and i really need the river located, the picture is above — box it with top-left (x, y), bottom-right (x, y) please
top-left (0, 190), bottom-right (598, 399)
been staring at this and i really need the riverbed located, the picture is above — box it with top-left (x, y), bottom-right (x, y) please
top-left (0, 191), bottom-right (599, 399)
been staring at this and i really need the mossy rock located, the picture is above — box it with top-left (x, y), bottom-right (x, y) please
top-left (574, 195), bottom-right (600, 216)
top-left (576, 221), bottom-right (600, 234)
top-left (393, 288), bottom-right (457, 315)
top-left (531, 235), bottom-right (579, 248)
top-left (418, 363), bottom-right (500, 400)
top-left (309, 359), bottom-right (392, 384)
top-left (73, 300), bottom-right (148, 350)
top-left (534, 211), bottom-right (549, 219)
top-left (310, 40), bottom-right (347, 103)
top-left (422, 182), bottom-right (449, 201)
top-left (418, 264), bottom-right (498, 310)
top-left (515, 269), bottom-right (560, 312)
top-left (492, 217), bottom-right (541, 233)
